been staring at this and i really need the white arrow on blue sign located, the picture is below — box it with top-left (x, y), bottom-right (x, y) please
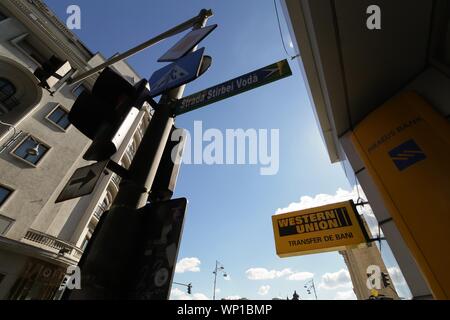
top-left (148, 47), bottom-right (206, 97)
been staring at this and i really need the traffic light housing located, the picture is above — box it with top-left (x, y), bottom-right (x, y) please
top-left (187, 283), bottom-right (192, 294)
top-left (149, 126), bottom-right (187, 202)
top-left (34, 55), bottom-right (72, 89)
top-left (381, 272), bottom-right (391, 287)
top-left (69, 67), bottom-right (146, 161)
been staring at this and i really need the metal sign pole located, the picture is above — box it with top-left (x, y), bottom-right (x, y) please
top-left (67, 9), bottom-right (212, 85)
top-left (66, 9), bottom-right (212, 300)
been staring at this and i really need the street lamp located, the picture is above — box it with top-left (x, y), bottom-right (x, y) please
top-left (1, 120), bottom-right (40, 156)
top-left (304, 279), bottom-right (318, 300)
top-left (26, 136), bottom-right (41, 156)
top-left (213, 260), bottom-right (228, 300)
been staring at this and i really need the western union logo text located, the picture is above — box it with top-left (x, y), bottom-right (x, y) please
top-left (277, 207), bottom-right (352, 237)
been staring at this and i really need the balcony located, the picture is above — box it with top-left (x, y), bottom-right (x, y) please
top-left (23, 229), bottom-right (84, 261)
top-left (110, 173), bottom-right (122, 188)
top-left (93, 201), bottom-right (108, 220)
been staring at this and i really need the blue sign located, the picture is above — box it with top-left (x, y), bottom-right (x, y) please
top-left (149, 47), bottom-right (205, 97)
top-left (389, 139), bottom-right (426, 171)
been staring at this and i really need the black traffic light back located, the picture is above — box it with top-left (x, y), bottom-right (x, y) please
top-left (69, 68), bottom-right (135, 138)
top-left (149, 126), bottom-right (187, 202)
top-left (69, 90), bottom-right (108, 140)
top-left (34, 55), bottom-right (71, 89)
top-left (382, 272), bottom-right (391, 287)
top-left (68, 68), bottom-right (144, 161)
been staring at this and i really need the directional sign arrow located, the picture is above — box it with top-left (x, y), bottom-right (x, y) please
top-left (69, 170), bottom-right (96, 189)
top-left (55, 160), bottom-right (110, 203)
top-left (262, 67), bottom-right (280, 79)
top-left (172, 59), bottom-right (292, 116)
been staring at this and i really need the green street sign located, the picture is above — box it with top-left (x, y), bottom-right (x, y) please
top-left (172, 59), bottom-right (292, 116)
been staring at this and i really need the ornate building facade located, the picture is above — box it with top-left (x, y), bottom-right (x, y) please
top-left (0, 0), bottom-right (150, 299)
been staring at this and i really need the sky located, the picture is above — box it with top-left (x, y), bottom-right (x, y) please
top-left (44, 0), bottom-right (411, 300)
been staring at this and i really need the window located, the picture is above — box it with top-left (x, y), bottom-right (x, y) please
top-left (0, 214), bottom-right (14, 235)
top-left (11, 135), bottom-right (49, 166)
top-left (0, 78), bottom-right (18, 115)
top-left (46, 105), bottom-right (70, 130)
top-left (81, 236), bottom-right (90, 251)
top-left (72, 84), bottom-right (87, 97)
top-left (16, 36), bottom-right (47, 66)
top-left (0, 185), bottom-right (13, 206)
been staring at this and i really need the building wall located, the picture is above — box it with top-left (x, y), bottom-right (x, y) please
top-left (0, 0), bottom-right (91, 245)
top-left (340, 218), bottom-right (399, 300)
top-left (0, 0), bottom-right (151, 299)
top-left (0, 249), bottom-right (27, 299)
top-left (282, 0), bottom-right (450, 299)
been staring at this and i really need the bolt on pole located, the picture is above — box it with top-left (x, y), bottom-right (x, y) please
top-left (66, 9), bottom-right (212, 300)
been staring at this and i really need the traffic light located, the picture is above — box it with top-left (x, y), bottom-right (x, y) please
top-left (34, 56), bottom-right (72, 89)
top-left (69, 67), bottom-right (148, 161)
top-left (381, 272), bottom-right (391, 287)
top-left (187, 283), bottom-right (192, 294)
top-left (149, 126), bottom-right (187, 202)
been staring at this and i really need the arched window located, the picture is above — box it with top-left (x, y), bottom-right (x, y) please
top-left (0, 78), bottom-right (18, 115)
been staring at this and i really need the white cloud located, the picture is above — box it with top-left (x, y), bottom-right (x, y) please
top-left (192, 293), bottom-right (210, 300)
top-left (175, 257), bottom-right (201, 273)
top-left (275, 186), bottom-right (382, 237)
top-left (287, 272), bottom-right (314, 281)
top-left (387, 266), bottom-right (413, 299)
top-left (258, 285), bottom-right (271, 296)
top-left (334, 290), bottom-right (357, 300)
top-left (223, 295), bottom-right (242, 300)
top-left (319, 269), bottom-right (352, 290)
top-left (215, 288), bottom-right (221, 293)
top-left (246, 267), bottom-right (314, 282)
top-left (245, 268), bottom-right (293, 280)
top-left (170, 288), bottom-right (209, 300)
top-left (276, 186), bottom-right (364, 214)
top-left (388, 266), bottom-right (406, 286)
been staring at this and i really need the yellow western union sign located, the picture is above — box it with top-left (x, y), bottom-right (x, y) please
top-left (272, 200), bottom-right (369, 257)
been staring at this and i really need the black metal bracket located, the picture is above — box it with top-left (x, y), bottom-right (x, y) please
top-left (144, 95), bottom-right (160, 110)
top-left (367, 237), bottom-right (386, 242)
top-left (106, 160), bottom-right (129, 179)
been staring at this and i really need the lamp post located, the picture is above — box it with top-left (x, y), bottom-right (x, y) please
top-left (26, 136), bottom-right (41, 156)
top-left (213, 260), bottom-right (228, 300)
top-left (304, 279), bottom-right (318, 300)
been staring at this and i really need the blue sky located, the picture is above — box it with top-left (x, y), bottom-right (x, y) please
top-left (44, 0), bottom-right (410, 300)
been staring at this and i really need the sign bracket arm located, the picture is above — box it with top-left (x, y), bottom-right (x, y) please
top-left (106, 160), bottom-right (129, 179)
